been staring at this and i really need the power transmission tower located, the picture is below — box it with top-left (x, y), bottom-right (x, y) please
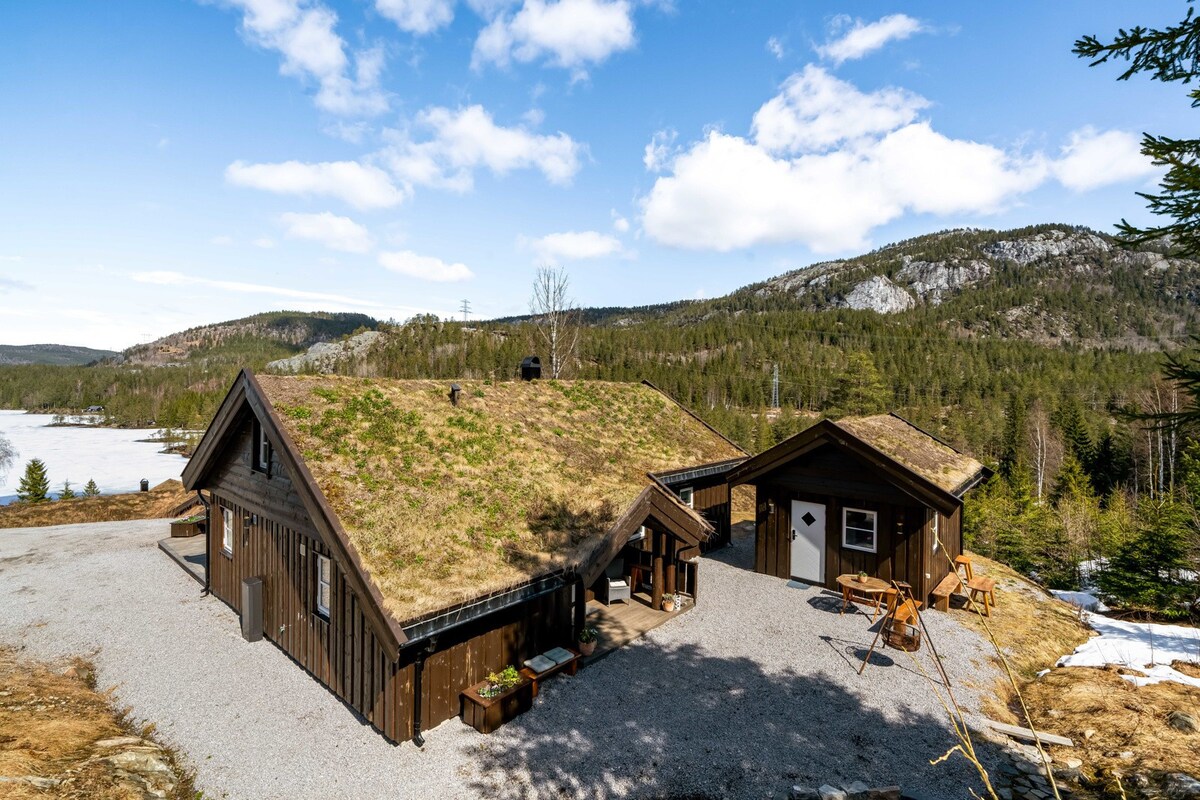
top-left (771, 363), bottom-right (779, 409)
top-left (459, 299), bottom-right (471, 322)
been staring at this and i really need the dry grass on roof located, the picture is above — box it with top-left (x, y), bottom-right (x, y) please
top-left (257, 376), bottom-right (743, 624)
top-left (834, 414), bottom-right (983, 494)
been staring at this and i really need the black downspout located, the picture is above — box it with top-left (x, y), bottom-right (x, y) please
top-left (572, 572), bottom-right (586, 642)
top-left (196, 491), bottom-right (211, 596)
top-left (411, 637), bottom-right (438, 747)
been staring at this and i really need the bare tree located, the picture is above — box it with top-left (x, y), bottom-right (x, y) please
top-left (1027, 399), bottom-right (1061, 503)
top-left (529, 266), bottom-right (580, 379)
top-left (0, 433), bottom-right (16, 484)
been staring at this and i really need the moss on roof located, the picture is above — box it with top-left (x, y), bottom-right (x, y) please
top-left (256, 375), bottom-right (743, 624)
top-left (833, 414), bottom-right (985, 495)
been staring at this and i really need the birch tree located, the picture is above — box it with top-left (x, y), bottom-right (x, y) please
top-left (529, 266), bottom-right (580, 379)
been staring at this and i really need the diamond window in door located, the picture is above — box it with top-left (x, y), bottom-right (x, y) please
top-left (800, 511), bottom-right (817, 527)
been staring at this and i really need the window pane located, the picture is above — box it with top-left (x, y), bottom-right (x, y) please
top-left (844, 527), bottom-right (875, 550)
top-left (319, 555), bottom-right (330, 582)
top-left (319, 583), bottom-right (330, 612)
top-left (845, 509), bottom-right (875, 531)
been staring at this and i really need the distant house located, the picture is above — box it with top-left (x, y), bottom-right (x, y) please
top-left (727, 414), bottom-right (990, 604)
top-left (181, 370), bottom-right (744, 743)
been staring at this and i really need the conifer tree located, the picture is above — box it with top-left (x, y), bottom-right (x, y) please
top-left (16, 459), bottom-right (50, 504)
top-left (830, 352), bottom-right (891, 416)
top-left (58, 480), bottom-right (76, 500)
top-left (1075, 9), bottom-right (1200, 256)
top-left (83, 478), bottom-right (101, 498)
top-left (1098, 498), bottom-right (1196, 613)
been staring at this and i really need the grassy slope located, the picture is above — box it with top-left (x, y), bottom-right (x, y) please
top-left (959, 554), bottom-right (1200, 790)
top-left (0, 648), bottom-right (194, 799)
top-left (0, 480), bottom-right (196, 529)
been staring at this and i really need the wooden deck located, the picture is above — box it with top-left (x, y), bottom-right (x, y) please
top-left (158, 535), bottom-right (206, 585)
top-left (584, 591), bottom-right (689, 661)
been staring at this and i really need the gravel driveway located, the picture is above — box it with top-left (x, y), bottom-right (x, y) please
top-left (0, 520), bottom-right (1003, 799)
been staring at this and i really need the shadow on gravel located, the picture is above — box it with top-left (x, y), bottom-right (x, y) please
top-left (467, 638), bottom-right (1003, 800)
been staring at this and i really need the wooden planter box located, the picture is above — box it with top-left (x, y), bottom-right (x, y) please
top-left (170, 520), bottom-right (203, 538)
top-left (461, 676), bottom-right (534, 734)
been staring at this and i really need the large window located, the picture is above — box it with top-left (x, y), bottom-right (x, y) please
top-left (221, 507), bottom-right (234, 555)
top-left (316, 555), bottom-right (331, 618)
top-left (842, 507), bottom-right (878, 553)
top-left (678, 486), bottom-right (694, 508)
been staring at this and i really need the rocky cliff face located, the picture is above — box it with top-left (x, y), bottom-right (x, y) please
top-left (839, 275), bottom-right (915, 313)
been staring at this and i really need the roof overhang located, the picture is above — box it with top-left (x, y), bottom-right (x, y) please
top-left (651, 457), bottom-right (747, 487)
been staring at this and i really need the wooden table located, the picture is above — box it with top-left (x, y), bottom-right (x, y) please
top-left (836, 574), bottom-right (891, 620)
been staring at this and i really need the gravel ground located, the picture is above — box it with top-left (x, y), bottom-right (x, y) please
top-left (0, 520), bottom-right (1005, 799)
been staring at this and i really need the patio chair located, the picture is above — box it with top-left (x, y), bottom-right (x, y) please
top-left (600, 558), bottom-right (631, 605)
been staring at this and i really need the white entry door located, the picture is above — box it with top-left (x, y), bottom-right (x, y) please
top-left (790, 500), bottom-right (826, 583)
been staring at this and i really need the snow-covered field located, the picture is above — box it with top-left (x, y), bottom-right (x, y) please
top-left (0, 410), bottom-right (186, 502)
top-left (1058, 612), bottom-right (1200, 689)
top-left (1049, 589), bottom-right (1109, 612)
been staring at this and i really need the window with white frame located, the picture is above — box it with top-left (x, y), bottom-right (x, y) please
top-left (253, 421), bottom-right (271, 475)
top-left (316, 555), bottom-right (331, 618)
top-left (842, 507), bottom-right (878, 553)
top-left (679, 486), bottom-right (694, 508)
top-left (221, 507), bottom-right (234, 555)
top-left (931, 512), bottom-right (940, 553)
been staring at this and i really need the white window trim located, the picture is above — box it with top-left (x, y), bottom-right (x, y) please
top-left (679, 486), bottom-right (694, 509)
top-left (316, 554), bottom-right (331, 618)
top-left (842, 507), bottom-right (878, 553)
top-left (931, 512), bottom-right (940, 553)
top-left (256, 425), bottom-right (271, 474)
top-left (221, 507), bottom-right (234, 555)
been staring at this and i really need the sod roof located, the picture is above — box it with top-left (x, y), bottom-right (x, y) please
top-left (833, 413), bottom-right (985, 496)
top-left (256, 375), bottom-right (744, 624)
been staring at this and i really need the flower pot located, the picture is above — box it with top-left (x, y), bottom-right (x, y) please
top-left (578, 640), bottom-right (596, 657)
top-left (662, 599), bottom-right (675, 612)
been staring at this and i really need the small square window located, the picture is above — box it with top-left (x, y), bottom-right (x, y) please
top-left (678, 486), bottom-right (694, 508)
top-left (221, 507), bottom-right (234, 555)
top-left (316, 555), bottom-right (331, 618)
top-left (842, 507), bottom-right (877, 553)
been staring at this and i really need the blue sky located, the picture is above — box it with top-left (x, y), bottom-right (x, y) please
top-left (0, 1), bottom-right (1187, 350)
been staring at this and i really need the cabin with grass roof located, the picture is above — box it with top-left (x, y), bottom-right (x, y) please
top-left (727, 414), bottom-right (991, 605)
top-left (181, 369), bottom-right (745, 743)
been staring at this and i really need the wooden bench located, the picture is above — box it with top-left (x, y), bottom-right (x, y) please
top-left (518, 648), bottom-right (580, 698)
top-left (931, 572), bottom-right (963, 612)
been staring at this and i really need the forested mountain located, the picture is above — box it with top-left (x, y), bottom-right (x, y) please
top-left (119, 311), bottom-right (377, 367)
top-left (0, 344), bottom-right (117, 366)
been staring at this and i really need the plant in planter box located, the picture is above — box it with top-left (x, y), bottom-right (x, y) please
top-left (577, 626), bottom-right (598, 656)
top-left (477, 666), bottom-right (522, 699)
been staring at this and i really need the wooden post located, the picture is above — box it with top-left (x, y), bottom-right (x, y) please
top-left (572, 574), bottom-right (585, 640)
top-left (651, 530), bottom-right (664, 610)
top-left (664, 537), bottom-right (677, 597)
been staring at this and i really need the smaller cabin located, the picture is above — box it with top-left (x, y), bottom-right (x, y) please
top-left (728, 414), bottom-right (990, 604)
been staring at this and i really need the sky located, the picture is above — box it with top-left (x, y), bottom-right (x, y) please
top-left (0, 1), bottom-right (1189, 350)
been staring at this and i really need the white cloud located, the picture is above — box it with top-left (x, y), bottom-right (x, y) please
top-left (751, 65), bottom-right (929, 153)
top-left (640, 68), bottom-right (1063, 253)
top-left (1053, 127), bottom-right (1156, 191)
top-left (643, 129), bottom-right (677, 172)
top-left (817, 13), bottom-right (925, 64)
top-left (378, 250), bottom-right (474, 281)
top-left (224, 0), bottom-right (388, 115)
top-left (524, 230), bottom-right (623, 262)
top-left (280, 211), bottom-right (374, 253)
top-left (0, 276), bottom-right (32, 292)
top-left (381, 105), bottom-right (581, 192)
top-left (766, 36), bottom-right (785, 60)
top-left (375, 0), bottom-right (455, 34)
top-left (611, 209), bottom-right (629, 233)
top-left (472, 0), bottom-right (635, 77)
top-left (225, 159), bottom-right (406, 209)
top-left (253, 236), bottom-right (277, 249)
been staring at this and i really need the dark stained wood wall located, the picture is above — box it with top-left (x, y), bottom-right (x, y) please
top-left (750, 443), bottom-right (960, 602)
top-left (205, 415), bottom-right (574, 743)
top-left (668, 474), bottom-right (731, 558)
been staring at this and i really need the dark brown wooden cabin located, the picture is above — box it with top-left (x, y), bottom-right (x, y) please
top-left (181, 370), bottom-right (743, 744)
top-left (727, 414), bottom-right (990, 604)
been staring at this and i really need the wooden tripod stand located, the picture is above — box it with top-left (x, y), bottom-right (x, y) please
top-left (857, 580), bottom-right (953, 689)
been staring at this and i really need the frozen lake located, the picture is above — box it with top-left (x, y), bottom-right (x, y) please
top-left (0, 410), bottom-right (187, 504)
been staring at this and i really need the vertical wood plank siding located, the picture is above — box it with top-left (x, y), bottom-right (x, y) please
top-left (205, 418), bottom-right (574, 743)
top-left (749, 443), bottom-right (961, 602)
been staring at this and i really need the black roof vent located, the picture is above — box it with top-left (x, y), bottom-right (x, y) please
top-left (449, 383), bottom-right (462, 406)
top-left (520, 356), bottom-right (541, 381)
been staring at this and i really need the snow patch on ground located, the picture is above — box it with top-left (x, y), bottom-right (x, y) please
top-left (1050, 590), bottom-right (1109, 613)
top-left (1058, 612), bottom-right (1200, 689)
